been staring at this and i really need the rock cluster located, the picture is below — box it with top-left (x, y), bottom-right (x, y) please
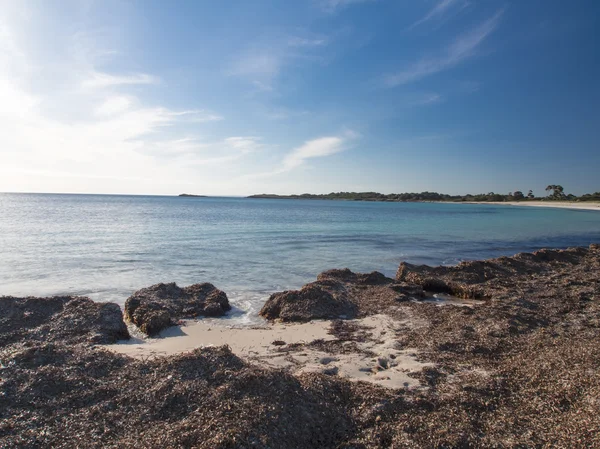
top-left (397, 245), bottom-right (592, 299)
top-left (260, 268), bottom-right (424, 322)
top-left (124, 282), bottom-right (230, 335)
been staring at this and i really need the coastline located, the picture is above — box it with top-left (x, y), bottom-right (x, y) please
top-left (249, 194), bottom-right (600, 211)
top-left (461, 200), bottom-right (600, 211)
top-left (2, 244), bottom-right (600, 447)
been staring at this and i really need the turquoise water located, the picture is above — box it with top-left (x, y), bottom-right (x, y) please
top-left (1, 193), bottom-right (599, 321)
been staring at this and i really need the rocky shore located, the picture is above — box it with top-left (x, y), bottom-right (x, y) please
top-left (1, 245), bottom-right (599, 448)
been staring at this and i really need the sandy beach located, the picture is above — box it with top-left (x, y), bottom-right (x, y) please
top-left (463, 200), bottom-right (600, 211)
top-left (109, 314), bottom-right (433, 389)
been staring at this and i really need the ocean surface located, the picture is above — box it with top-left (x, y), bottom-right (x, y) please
top-left (2, 193), bottom-right (600, 322)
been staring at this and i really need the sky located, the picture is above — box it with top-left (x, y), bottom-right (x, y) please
top-left (0, 0), bottom-right (599, 196)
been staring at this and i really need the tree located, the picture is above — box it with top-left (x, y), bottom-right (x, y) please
top-left (545, 185), bottom-right (566, 200)
top-left (527, 190), bottom-right (534, 199)
top-left (513, 191), bottom-right (525, 200)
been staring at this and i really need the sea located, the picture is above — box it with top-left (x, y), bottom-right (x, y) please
top-left (1, 193), bottom-right (599, 323)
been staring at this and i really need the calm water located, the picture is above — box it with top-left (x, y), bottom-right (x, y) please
top-left (1, 193), bottom-right (600, 322)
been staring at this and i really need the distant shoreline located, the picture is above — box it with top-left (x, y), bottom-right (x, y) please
top-left (248, 194), bottom-right (600, 211)
top-left (460, 201), bottom-right (600, 211)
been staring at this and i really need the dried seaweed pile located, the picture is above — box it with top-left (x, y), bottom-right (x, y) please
top-left (1, 245), bottom-right (599, 448)
top-left (0, 296), bottom-right (129, 346)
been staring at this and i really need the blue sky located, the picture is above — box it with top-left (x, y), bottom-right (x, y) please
top-left (0, 0), bottom-right (598, 196)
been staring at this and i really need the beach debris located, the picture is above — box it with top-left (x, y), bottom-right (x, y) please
top-left (1, 244), bottom-right (599, 447)
top-left (0, 295), bottom-right (129, 345)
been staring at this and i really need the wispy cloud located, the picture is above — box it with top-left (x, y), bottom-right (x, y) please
top-left (94, 95), bottom-right (133, 116)
top-left (317, 0), bottom-right (376, 14)
top-left (0, 6), bottom-right (231, 193)
top-left (287, 37), bottom-right (328, 47)
top-left (241, 130), bottom-right (357, 180)
top-left (137, 136), bottom-right (261, 165)
top-left (413, 92), bottom-right (444, 106)
top-left (385, 10), bottom-right (504, 87)
top-left (81, 72), bottom-right (159, 89)
top-left (228, 31), bottom-right (329, 93)
top-left (407, 0), bottom-right (467, 30)
top-left (224, 136), bottom-right (262, 153)
top-left (229, 52), bottom-right (281, 80)
top-left (282, 136), bottom-right (345, 170)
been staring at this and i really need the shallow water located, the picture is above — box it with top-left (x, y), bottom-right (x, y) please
top-left (1, 193), bottom-right (599, 322)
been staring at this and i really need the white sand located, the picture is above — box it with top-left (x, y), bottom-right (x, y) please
top-left (108, 313), bottom-right (432, 389)
top-left (463, 201), bottom-right (600, 211)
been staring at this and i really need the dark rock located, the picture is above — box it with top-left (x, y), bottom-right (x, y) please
top-left (317, 268), bottom-right (358, 283)
top-left (260, 270), bottom-right (413, 322)
top-left (318, 269), bottom-right (392, 285)
top-left (124, 282), bottom-right (230, 335)
top-left (0, 295), bottom-right (129, 345)
top-left (260, 284), bottom-right (358, 322)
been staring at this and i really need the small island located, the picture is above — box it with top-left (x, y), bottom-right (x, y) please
top-left (178, 193), bottom-right (208, 198)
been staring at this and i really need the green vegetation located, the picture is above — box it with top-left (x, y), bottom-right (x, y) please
top-left (249, 186), bottom-right (600, 203)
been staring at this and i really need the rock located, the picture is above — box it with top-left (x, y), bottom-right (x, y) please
top-left (317, 268), bottom-right (358, 283)
top-left (260, 270), bottom-right (412, 322)
top-left (260, 284), bottom-right (358, 322)
top-left (124, 282), bottom-right (230, 336)
top-left (318, 269), bottom-right (392, 285)
top-left (0, 296), bottom-right (130, 345)
top-left (322, 366), bottom-right (339, 376)
top-left (319, 356), bottom-right (337, 365)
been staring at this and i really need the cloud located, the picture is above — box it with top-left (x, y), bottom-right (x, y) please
top-left (385, 10), bottom-right (504, 87)
top-left (82, 72), bottom-right (159, 88)
top-left (229, 52), bottom-right (281, 79)
top-left (317, 0), bottom-right (376, 14)
top-left (136, 136), bottom-right (262, 166)
top-left (281, 129), bottom-right (358, 171)
top-left (413, 93), bottom-right (443, 106)
top-left (169, 110), bottom-right (224, 122)
top-left (94, 95), bottom-right (133, 116)
top-left (240, 130), bottom-right (356, 181)
top-left (282, 136), bottom-right (345, 170)
top-left (407, 0), bottom-right (467, 30)
top-left (287, 37), bottom-right (328, 47)
top-left (228, 31), bottom-right (329, 93)
top-left (224, 137), bottom-right (262, 153)
top-left (0, 5), bottom-right (230, 194)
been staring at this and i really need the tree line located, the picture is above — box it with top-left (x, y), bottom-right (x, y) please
top-left (249, 186), bottom-right (600, 203)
